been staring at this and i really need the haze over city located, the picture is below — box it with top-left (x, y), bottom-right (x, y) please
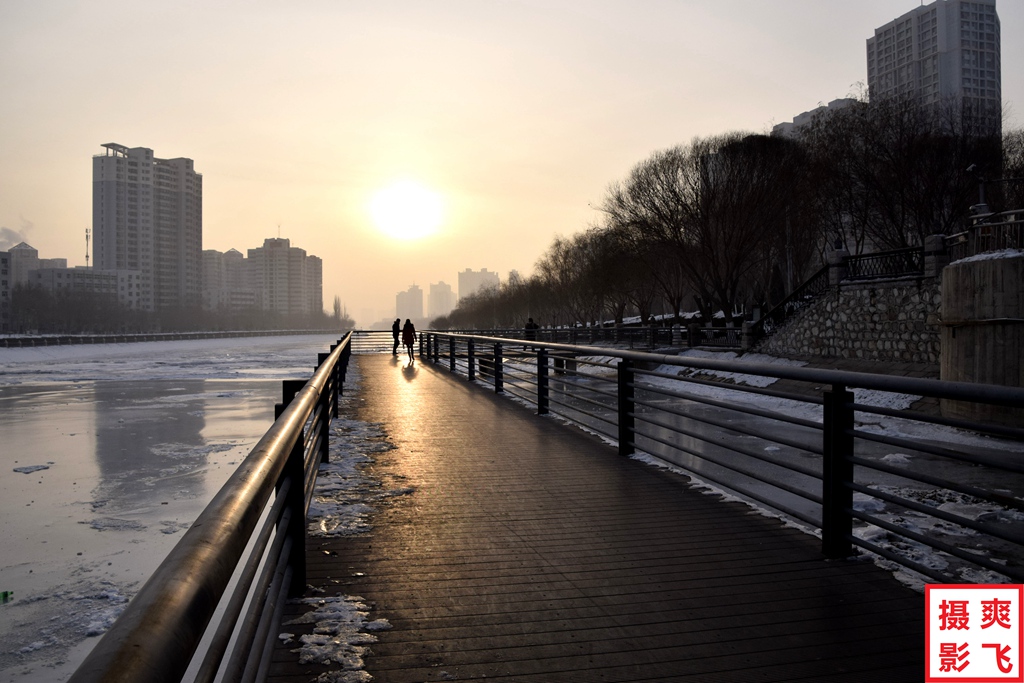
top-left (2, 0), bottom-right (1022, 327)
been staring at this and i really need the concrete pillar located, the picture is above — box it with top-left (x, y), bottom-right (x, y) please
top-left (828, 248), bottom-right (849, 286)
top-left (940, 252), bottom-right (1024, 427)
top-left (924, 234), bottom-right (949, 278)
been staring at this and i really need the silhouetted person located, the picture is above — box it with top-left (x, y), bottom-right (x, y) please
top-left (402, 319), bottom-right (416, 361)
top-left (392, 318), bottom-right (401, 355)
top-left (524, 317), bottom-right (539, 350)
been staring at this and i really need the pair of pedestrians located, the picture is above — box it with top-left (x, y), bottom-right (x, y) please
top-left (391, 318), bottom-right (416, 360)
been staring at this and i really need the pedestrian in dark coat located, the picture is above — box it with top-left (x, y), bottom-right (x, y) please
top-left (402, 319), bottom-right (416, 360)
top-left (392, 318), bottom-right (401, 355)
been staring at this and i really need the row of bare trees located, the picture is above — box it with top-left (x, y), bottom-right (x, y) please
top-left (432, 94), bottom-right (1019, 331)
top-left (7, 284), bottom-right (353, 335)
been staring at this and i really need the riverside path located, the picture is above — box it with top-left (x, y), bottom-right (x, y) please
top-left (267, 353), bottom-right (924, 682)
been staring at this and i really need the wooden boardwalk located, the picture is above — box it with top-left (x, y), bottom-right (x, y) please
top-left (269, 354), bottom-right (923, 682)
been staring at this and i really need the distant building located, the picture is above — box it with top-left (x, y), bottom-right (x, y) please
top-left (396, 284), bottom-right (424, 321)
top-left (245, 238), bottom-right (323, 315)
top-left (866, 0), bottom-right (1000, 132)
top-left (772, 98), bottom-right (857, 138)
top-left (202, 248), bottom-right (257, 310)
top-left (93, 143), bottom-right (203, 311)
top-left (428, 281), bottom-right (456, 318)
top-left (29, 267), bottom-right (143, 309)
top-left (0, 251), bottom-right (10, 333)
top-left (458, 268), bottom-right (500, 301)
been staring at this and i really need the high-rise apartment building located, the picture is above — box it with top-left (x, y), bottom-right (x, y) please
top-left (396, 284), bottom-right (424, 321)
top-left (202, 248), bottom-right (257, 310)
top-left (245, 238), bottom-right (323, 315)
top-left (428, 281), bottom-right (456, 318)
top-left (93, 143), bottom-right (203, 311)
top-left (457, 268), bottom-right (500, 301)
top-left (866, 0), bottom-right (1000, 132)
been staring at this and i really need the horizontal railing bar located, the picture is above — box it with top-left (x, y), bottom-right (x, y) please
top-left (846, 481), bottom-right (1024, 546)
top-left (847, 454), bottom-right (1024, 512)
top-left (240, 534), bottom-right (293, 683)
top-left (545, 395), bottom-right (618, 434)
top-left (848, 427), bottom-right (1024, 475)
top-left (633, 409), bottom-right (822, 481)
top-left (632, 447), bottom-right (822, 527)
top-left (427, 332), bottom-right (1024, 406)
top-left (223, 529), bottom-right (292, 683)
top-left (193, 477), bottom-right (292, 683)
top-left (637, 366), bottom-right (826, 409)
top-left (549, 386), bottom-right (617, 415)
top-left (849, 508), bottom-right (1023, 582)
top-left (635, 383), bottom-right (824, 443)
top-left (634, 397), bottom-right (823, 458)
top-left (634, 419), bottom-right (823, 499)
top-left (848, 401), bottom-right (1024, 441)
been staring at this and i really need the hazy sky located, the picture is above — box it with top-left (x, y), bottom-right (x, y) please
top-left (2, 0), bottom-right (1021, 326)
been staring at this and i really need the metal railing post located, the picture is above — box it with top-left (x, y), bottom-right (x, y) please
top-left (338, 341), bottom-right (350, 403)
top-left (822, 385), bottom-right (855, 559)
top-left (617, 359), bottom-right (635, 456)
top-left (329, 344), bottom-right (340, 417)
top-left (316, 354), bottom-right (331, 463)
top-left (418, 333), bottom-right (425, 358)
top-left (467, 339), bottom-right (476, 381)
top-left (432, 334), bottom-right (440, 362)
top-left (537, 348), bottom-right (549, 415)
top-left (493, 342), bottom-right (503, 393)
top-left (277, 379), bottom-right (308, 595)
top-left (449, 337), bottom-right (456, 372)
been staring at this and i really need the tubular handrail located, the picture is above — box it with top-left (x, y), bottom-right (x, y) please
top-left (69, 332), bottom-right (352, 683)
top-left (421, 330), bottom-right (1024, 584)
top-left (426, 331), bottom-right (1024, 406)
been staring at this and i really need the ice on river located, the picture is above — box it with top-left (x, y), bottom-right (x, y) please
top-left (0, 335), bottom-right (341, 682)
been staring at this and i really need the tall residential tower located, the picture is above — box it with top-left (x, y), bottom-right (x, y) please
top-left (92, 143), bottom-right (203, 311)
top-left (866, 0), bottom-right (1000, 132)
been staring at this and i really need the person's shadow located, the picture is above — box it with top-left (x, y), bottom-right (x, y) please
top-left (401, 361), bottom-right (417, 381)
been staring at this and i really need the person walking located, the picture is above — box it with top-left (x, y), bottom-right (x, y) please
top-left (392, 318), bottom-right (401, 355)
top-left (402, 319), bottom-right (416, 361)
top-left (523, 317), bottom-right (540, 350)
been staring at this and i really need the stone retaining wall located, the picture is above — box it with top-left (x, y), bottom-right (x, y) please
top-left (754, 277), bottom-right (942, 365)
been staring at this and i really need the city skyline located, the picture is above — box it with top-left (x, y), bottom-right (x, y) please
top-left (2, 1), bottom-right (1022, 326)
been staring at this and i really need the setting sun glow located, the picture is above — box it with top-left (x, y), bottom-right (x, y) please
top-left (369, 180), bottom-right (444, 240)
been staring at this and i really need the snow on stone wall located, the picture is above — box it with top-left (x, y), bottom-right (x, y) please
top-left (755, 277), bottom-right (941, 365)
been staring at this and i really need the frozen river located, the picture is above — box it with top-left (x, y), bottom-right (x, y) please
top-left (0, 334), bottom-right (340, 683)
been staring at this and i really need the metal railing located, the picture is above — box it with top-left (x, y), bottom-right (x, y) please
top-left (946, 210), bottom-right (1024, 262)
top-left (420, 331), bottom-right (1024, 585)
top-left (0, 329), bottom-right (343, 348)
top-left (69, 333), bottom-right (353, 683)
top-left (749, 264), bottom-right (831, 339)
top-left (846, 246), bottom-right (924, 280)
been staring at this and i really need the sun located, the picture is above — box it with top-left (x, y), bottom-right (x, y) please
top-left (369, 180), bottom-right (444, 240)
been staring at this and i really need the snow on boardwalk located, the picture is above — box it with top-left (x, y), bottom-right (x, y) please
top-left (269, 354), bottom-right (923, 683)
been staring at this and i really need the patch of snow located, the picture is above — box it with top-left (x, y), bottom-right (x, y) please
top-left (953, 248), bottom-right (1024, 264)
top-left (671, 349), bottom-right (809, 388)
top-left (284, 595), bottom-right (389, 682)
top-left (881, 453), bottom-right (913, 466)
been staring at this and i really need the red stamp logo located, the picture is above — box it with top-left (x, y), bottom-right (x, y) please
top-left (926, 584), bottom-right (1024, 682)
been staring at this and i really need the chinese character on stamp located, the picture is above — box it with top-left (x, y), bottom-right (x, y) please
top-left (926, 584), bottom-right (1023, 682)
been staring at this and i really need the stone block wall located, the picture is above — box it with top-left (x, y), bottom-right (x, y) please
top-left (754, 277), bottom-right (942, 365)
